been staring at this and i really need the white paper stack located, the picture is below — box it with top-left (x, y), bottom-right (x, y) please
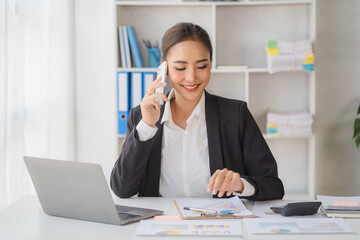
top-left (266, 40), bottom-right (314, 74)
top-left (267, 111), bottom-right (313, 137)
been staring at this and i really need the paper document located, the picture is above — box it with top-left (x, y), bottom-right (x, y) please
top-left (135, 219), bottom-right (242, 236)
top-left (174, 196), bottom-right (254, 219)
top-left (244, 218), bottom-right (354, 234)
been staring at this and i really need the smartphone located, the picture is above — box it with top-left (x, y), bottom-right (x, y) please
top-left (155, 61), bottom-right (167, 106)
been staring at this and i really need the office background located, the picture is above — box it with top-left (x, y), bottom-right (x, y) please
top-left (0, 0), bottom-right (359, 210)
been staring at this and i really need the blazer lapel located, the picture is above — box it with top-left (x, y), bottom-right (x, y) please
top-left (205, 91), bottom-right (224, 174)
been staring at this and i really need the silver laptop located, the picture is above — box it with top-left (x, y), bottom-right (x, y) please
top-left (24, 156), bottom-right (163, 225)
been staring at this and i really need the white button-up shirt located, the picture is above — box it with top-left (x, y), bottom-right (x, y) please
top-left (136, 90), bottom-right (255, 198)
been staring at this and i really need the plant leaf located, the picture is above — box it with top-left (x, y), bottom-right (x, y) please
top-left (356, 136), bottom-right (360, 149)
top-left (354, 126), bottom-right (360, 138)
top-left (355, 118), bottom-right (360, 130)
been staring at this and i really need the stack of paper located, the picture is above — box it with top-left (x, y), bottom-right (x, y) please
top-left (267, 111), bottom-right (313, 137)
top-left (266, 40), bottom-right (314, 74)
top-left (317, 195), bottom-right (360, 218)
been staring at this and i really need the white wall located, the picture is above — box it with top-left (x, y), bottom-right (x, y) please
top-left (75, 0), bottom-right (118, 183)
top-left (315, 0), bottom-right (360, 195)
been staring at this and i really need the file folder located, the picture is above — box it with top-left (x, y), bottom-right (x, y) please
top-left (117, 71), bottom-right (130, 135)
top-left (130, 72), bottom-right (144, 108)
top-left (143, 72), bottom-right (156, 98)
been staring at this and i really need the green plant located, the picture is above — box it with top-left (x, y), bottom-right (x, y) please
top-left (354, 103), bottom-right (360, 149)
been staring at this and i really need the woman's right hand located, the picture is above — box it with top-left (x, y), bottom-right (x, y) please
top-left (140, 76), bottom-right (169, 128)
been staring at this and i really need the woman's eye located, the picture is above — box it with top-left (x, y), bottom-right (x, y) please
top-left (175, 67), bottom-right (186, 71)
top-left (198, 65), bottom-right (208, 69)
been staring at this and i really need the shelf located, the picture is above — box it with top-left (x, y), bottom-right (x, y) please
top-left (263, 133), bottom-right (314, 139)
top-left (115, 1), bottom-right (313, 7)
top-left (117, 67), bottom-right (310, 74)
top-left (115, 0), bottom-right (316, 198)
top-left (117, 67), bottom-right (157, 72)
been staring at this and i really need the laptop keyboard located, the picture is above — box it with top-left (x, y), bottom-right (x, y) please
top-left (117, 212), bottom-right (142, 221)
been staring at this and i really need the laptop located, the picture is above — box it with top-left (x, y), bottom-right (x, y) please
top-left (23, 156), bottom-right (163, 225)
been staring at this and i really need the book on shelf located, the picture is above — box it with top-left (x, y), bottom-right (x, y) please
top-left (118, 26), bottom-right (132, 68)
top-left (317, 195), bottom-right (360, 218)
top-left (126, 26), bottom-right (144, 68)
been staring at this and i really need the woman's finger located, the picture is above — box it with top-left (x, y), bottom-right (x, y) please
top-left (218, 171), bottom-right (233, 197)
top-left (227, 173), bottom-right (240, 196)
top-left (207, 169), bottom-right (221, 193)
top-left (212, 168), bottom-right (228, 195)
top-left (146, 76), bottom-right (166, 95)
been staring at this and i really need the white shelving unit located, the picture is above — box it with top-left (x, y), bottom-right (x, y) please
top-left (115, 0), bottom-right (316, 200)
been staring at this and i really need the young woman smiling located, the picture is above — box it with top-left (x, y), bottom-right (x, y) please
top-left (111, 22), bottom-right (284, 201)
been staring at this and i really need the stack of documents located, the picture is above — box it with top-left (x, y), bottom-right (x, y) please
top-left (266, 40), bottom-right (314, 74)
top-left (267, 111), bottom-right (313, 137)
top-left (317, 195), bottom-right (360, 218)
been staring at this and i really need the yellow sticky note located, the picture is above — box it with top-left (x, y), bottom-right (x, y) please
top-left (303, 56), bottom-right (314, 64)
top-left (333, 201), bottom-right (360, 206)
top-left (267, 48), bottom-right (279, 55)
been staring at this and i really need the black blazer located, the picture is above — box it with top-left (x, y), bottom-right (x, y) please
top-left (110, 91), bottom-right (284, 201)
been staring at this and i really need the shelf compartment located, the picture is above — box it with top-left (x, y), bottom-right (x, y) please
top-left (116, 5), bottom-right (213, 68)
top-left (215, 4), bottom-right (311, 67)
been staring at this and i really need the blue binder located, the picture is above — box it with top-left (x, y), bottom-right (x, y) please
top-left (126, 26), bottom-right (144, 68)
top-left (142, 72), bottom-right (156, 98)
top-left (117, 71), bottom-right (130, 135)
top-left (130, 72), bottom-right (144, 108)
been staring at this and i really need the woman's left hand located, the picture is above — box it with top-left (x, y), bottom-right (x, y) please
top-left (207, 168), bottom-right (244, 197)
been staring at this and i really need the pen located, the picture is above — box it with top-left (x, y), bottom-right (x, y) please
top-left (183, 206), bottom-right (218, 214)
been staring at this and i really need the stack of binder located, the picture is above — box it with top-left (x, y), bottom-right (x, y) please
top-left (118, 25), bottom-right (144, 68)
top-left (266, 40), bottom-right (314, 74)
top-left (266, 111), bottom-right (313, 137)
top-left (117, 71), bottom-right (156, 135)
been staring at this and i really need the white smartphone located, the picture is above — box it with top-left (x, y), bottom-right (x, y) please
top-left (155, 61), bottom-right (167, 106)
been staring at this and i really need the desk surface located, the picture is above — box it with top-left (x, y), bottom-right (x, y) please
top-left (1, 195), bottom-right (360, 240)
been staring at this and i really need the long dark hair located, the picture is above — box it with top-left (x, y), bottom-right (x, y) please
top-left (161, 22), bottom-right (213, 62)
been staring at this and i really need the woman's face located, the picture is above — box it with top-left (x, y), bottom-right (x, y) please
top-left (166, 40), bottom-right (211, 104)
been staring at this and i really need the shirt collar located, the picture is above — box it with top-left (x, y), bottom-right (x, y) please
top-left (161, 89), bottom-right (206, 124)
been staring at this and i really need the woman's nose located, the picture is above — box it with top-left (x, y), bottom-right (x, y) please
top-left (185, 67), bottom-right (196, 82)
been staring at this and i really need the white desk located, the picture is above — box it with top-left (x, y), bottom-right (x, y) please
top-left (1, 196), bottom-right (360, 240)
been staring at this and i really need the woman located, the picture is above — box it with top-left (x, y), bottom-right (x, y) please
top-left (110, 22), bottom-right (284, 201)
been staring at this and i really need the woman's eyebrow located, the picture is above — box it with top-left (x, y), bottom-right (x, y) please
top-left (173, 59), bottom-right (209, 64)
top-left (196, 59), bottom-right (209, 63)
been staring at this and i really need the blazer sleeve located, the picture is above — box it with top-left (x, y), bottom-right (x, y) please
top-left (238, 102), bottom-right (285, 201)
top-left (110, 107), bottom-right (156, 198)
